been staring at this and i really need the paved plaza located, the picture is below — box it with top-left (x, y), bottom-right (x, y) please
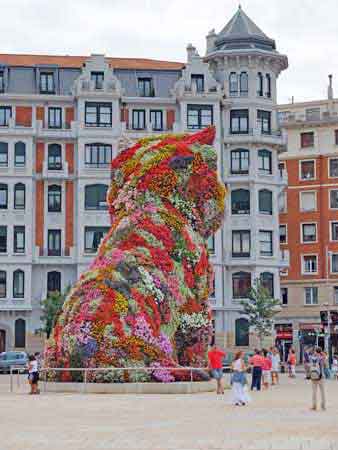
top-left (1, 374), bottom-right (338, 450)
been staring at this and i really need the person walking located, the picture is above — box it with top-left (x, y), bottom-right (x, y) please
top-left (27, 354), bottom-right (39, 395)
top-left (249, 349), bottom-right (264, 391)
top-left (271, 347), bottom-right (281, 385)
top-left (262, 349), bottom-right (272, 389)
top-left (208, 344), bottom-right (226, 394)
top-left (303, 347), bottom-right (312, 380)
top-left (322, 351), bottom-right (331, 380)
top-left (310, 347), bottom-right (326, 411)
top-left (288, 349), bottom-right (296, 378)
top-left (332, 354), bottom-right (338, 380)
top-left (231, 351), bottom-right (250, 406)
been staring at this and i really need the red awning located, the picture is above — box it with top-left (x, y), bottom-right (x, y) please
top-left (299, 323), bottom-right (323, 330)
top-left (276, 332), bottom-right (293, 339)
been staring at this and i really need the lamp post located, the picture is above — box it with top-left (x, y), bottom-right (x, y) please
top-left (323, 302), bottom-right (331, 357)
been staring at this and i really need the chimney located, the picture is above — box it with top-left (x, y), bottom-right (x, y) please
top-left (328, 74), bottom-right (333, 100)
top-left (186, 44), bottom-right (198, 63)
top-left (206, 29), bottom-right (217, 55)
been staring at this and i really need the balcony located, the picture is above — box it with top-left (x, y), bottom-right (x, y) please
top-left (34, 246), bottom-right (75, 264)
top-left (0, 116), bottom-right (35, 136)
top-left (225, 128), bottom-right (286, 147)
top-left (125, 122), bottom-right (170, 137)
top-left (74, 79), bottom-right (122, 97)
top-left (36, 120), bottom-right (77, 139)
top-left (279, 110), bottom-right (338, 127)
top-left (42, 160), bottom-right (69, 179)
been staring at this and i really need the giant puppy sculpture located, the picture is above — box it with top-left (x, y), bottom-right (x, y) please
top-left (44, 127), bottom-right (225, 382)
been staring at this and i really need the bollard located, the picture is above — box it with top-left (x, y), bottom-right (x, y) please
top-left (9, 367), bottom-right (13, 393)
top-left (190, 368), bottom-right (193, 393)
top-left (83, 370), bottom-right (87, 394)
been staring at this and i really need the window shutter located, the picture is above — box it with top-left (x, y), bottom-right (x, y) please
top-left (166, 110), bottom-right (175, 130)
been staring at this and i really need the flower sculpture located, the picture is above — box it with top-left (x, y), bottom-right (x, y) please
top-left (44, 126), bottom-right (225, 382)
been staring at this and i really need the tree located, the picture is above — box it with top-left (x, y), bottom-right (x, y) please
top-left (40, 289), bottom-right (69, 338)
top-left (240, 278), bottom-right (281, 348)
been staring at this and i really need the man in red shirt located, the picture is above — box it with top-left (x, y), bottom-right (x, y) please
top-left (249, 349), bottom-right (264, 391)
top-left (208, 344), bottom-right (226, 394)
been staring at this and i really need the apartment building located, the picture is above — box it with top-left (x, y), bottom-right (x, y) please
top-left (0, 6), bottom-right (288, 354)
top-left (278, 79), bottom-right (338, 360)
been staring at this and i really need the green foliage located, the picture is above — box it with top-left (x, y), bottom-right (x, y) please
top-left (240, 278), bottom-right (281, 346)
top-left (40, 288), bottom-right (69, 338)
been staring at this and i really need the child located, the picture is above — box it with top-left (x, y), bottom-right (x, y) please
top-left (262, 349), bottom-right (272, 389)
top-left (27, 354), bottom-right (40, 395)
top-left (288, 349), bottom-right (296, 378)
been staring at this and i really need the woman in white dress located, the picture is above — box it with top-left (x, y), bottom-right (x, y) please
top-left (231, 351), bottom-right (250, 406)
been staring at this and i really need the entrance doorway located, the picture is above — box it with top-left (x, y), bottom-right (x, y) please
top-left (0, 330), bottom-right (5, 353)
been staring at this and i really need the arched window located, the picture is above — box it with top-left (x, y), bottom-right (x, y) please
top-left (257, 72), bottom-right (263, 97)
top-left (14, 183), bottom-right (25, 210)
top-left (48, 144), bottom-right (62, 170)
top-left (48, 185), bottom-right (61, 212)
top-left (231, 189), bottom-right (250, 215)
top-left (260, 272), bottom-right (274, 297)
top-left (235, 318), bottom-right (249, 346)
top-left (13, 270), bottom-right (24, 298)
top-left (14, 318), bottom-right (26, 348)
top-left (266, 74), bottom-right (271, 98)
top-left (14, 142), bottom-right (26, 167)
top-left (258, 149), bottom-right (272, 174)
top-left (259, 189), bottom-right (273, 215)
top-left (85, 184), bottom-right (108, 210)
top-left (0, 271), bottom-right (6, 298)
top-left (0, 183), bottom-right (8, 209)
top-left (240, 72), bottom-right (248, 96)
top-left (232, 272), bottom-right (251, 299)
top-left (0, 142), bottom-right (8, 167)
top-left (230, 149), bottom-right (249, 174)
top-left (47, 271), bottom-right (61, 293)
top-left (229, 72), bottom-right (238, 96)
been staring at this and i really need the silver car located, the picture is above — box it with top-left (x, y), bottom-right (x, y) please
top-left (0, 351), bottom-right (28, 373)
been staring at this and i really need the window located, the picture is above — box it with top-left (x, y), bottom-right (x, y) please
top-left (259, 189), bottom-right (272, 215)
top-left (257, 110), bottom-right (271, 134)
top-left (0, 107), bottom-right (11, 126)
top-left (258, 149), bottom-right (272, 174)
top-left (231, 189), bottom-right (250, 215)
top-left (207, 235), bottom-right (215, 254)
top-left (138, 78), bottom-right (154, 97)
top-left (265, 74), bottom-right (271, 98)
top-left (85, 184), bottom-right (108, 210)
top-left (279, 225), bottom-right (287, 244)
top-left (48, 185), bottom-right (61, 212)
top-left (230, 149), bottom-right (249, 174)
top-left (331, 222), bottom-right (338, 241)
top-left (48, 144), bottom-right (62, 170)
top-left (84, 227), bottom-right (109, 253)
top-left (48, 230), bottom-right (61, 256)
top-left (191, 74), bottom-right (204, 93)
top-left (232, 272), bottom-right (251, 299)
top-left (332, 254), bottom-right (338, 273)
top-left (235, 318), bottom-right (249, 346)
top-left (305, 108), bottom-right (320, 121)
top-left (85, 102), bottom-right (112, 128)
top-left (281, 287), bottom-right (288, 306)
top-left (47, 271), bottom-right (61, 293)
top-left (279, 162), bottom-right (286, 177)
top-left (40, 72), bottom-right (54, 94)
top-left (14, 183), bottom-right (25, 210)
top-left (0, 71), bottom-right (4, 92)
top-left (301, 132), bottom-right (314, 148)
top-left (260, 272), bottom-right (274, 297)
top-left (300, 191), bottom-right (316, 211)
top-left (14, 319), bottom-right (26, 348)
top-left (14, 142), bottom-right (26, 167)
top-left (85, 143), bottom-right (112, 167)
top-left (302, 223), bottom-right (317, 242)
top-left (334, 287), bottom-right (338, 305)
top-left (0, 184), bottom-right (7, 209)
top-left (132, 109), bottom-right (146, 130)
top-left (14, 226), bottom-right (25, 254)
top-left (329, 158), bottom-right (338, 177)
top-left (300, 160), bottom-right (315, 180)
top-left (303, 255), bottom-right (317, 274)
top-left (91, 71), bottom-right (104, 90)
top-left (150, 110), bottom-right (163, 131)
top-left (0, 271), bottom-right (5, 297)
top-left (0, 142), bottom-right (8, 166)
top-left (279, 191), bottom-right (286, 213)
top-left (229, 72), bottom-right (238, 96)
top-left (257, 72), bottom-right (263, 96)
top-left (0, 227), bottom-right (6, 253)
top-left (232, 230), bottom-right (250, 258)
top-left (13, 270), bottom-right (24, 298)
top-left (239, 72), bottom-right (248, 96)
top-left (335, 130), bottom-right (338, 145)
top-left (187, 105), bottom-right (213, 129)
top-left (48, 107), bottom-right (62, 128)
top-left (230, 109), bottom-right (249, 134)
top-left (305, 287), bottom-right (318, 305)
top-left (259, 230), bottom-right (273, 256)
top-left (330, 190), bottom-right (338, 209)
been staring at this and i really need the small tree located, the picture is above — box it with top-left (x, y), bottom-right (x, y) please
top-left (240, 278), bottom-right (281, 348)
top-left (40, 289), bottom-right (69, 338)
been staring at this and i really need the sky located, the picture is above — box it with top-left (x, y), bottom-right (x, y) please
top-left (1, 0), bottom-right (338, 104)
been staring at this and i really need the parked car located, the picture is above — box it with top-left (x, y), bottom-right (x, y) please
top-left (0, 351), bottom-right (28, 373)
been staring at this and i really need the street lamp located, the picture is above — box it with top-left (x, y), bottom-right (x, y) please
top-left (323, 302), bottom-right (331, 356)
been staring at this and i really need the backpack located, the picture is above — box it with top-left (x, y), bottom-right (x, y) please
top-left (310, 358), bottom-right (322, 381)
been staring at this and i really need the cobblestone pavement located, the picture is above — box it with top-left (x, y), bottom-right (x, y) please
top-left (1, 374), bottom-right (338, 450)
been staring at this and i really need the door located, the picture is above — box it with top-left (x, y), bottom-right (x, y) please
top-left (0, 330), bottom-right (5, 353)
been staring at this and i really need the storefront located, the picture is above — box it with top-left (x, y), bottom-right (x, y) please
top-left (275, 324), bottom-right (293, 362)
top-left (298, 323), bottom-right (324, 363)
